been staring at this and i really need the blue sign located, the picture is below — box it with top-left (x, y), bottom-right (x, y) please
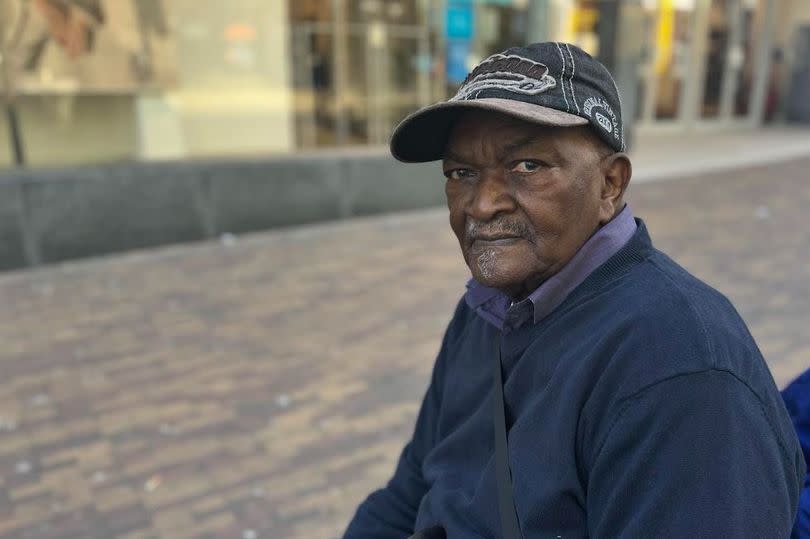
top-left (446, 39), bottom-right (471, 85)
top-left (445, 3), bottom-right (475, 40)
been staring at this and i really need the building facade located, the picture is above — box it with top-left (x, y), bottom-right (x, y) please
top-left (0, 0), bottom-right (807, 168)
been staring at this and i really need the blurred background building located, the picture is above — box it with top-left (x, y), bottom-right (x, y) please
top-left (1, 0), bottom-right (809, 168)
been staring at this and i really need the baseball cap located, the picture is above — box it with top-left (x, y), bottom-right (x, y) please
top-left (390, 42), bottom-right (625, 162)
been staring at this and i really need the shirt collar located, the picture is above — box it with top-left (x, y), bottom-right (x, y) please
top-left (465, 205), bottom-right (637, 331)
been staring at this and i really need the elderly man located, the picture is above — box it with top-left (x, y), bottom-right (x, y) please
top-left (343, 42), bottom-right (805, 538)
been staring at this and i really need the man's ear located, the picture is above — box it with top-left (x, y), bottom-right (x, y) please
top-left (598, 153), bottom-right (632, 224)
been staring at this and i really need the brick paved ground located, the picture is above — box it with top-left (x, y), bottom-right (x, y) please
top-left (0, 157), bottom-right (808, 539)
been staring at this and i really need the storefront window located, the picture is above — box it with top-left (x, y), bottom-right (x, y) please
top-left (700, 0), bottom-right (768, 119)
top-left (289, 0), bottom-right (436, 148)
top-left (288, 0), bottom-right (530, 150)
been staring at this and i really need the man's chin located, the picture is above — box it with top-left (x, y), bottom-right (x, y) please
top-left (465, 246), bottom-right (541, 294)
top-left (469, 266), bottom-right (524, 292)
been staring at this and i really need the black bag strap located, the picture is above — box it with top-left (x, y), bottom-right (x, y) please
top-left (493, 336), bottom-right (522, 539)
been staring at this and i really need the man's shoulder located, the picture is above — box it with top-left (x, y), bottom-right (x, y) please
top-left (591, 247), bottom-right (776, 404)
top-left (579, 249), bottom-right (799, 465)
top-left (627, 247), bottom-right (752, 346)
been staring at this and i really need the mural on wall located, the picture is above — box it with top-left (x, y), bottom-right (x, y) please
top-left (0, 0), bottom-right (177, 164)
top-left (2, 0), bottom-right (176, 94)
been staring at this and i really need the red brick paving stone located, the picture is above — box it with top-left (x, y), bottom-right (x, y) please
top-left (0, 157), bottom-right (808, 538)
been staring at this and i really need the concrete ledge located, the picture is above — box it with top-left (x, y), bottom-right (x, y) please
top-left (19, 164), bottom-right (206, 264)
top-left (209, 158), bottom-right (344, 234)
top-left (0, 152), bottom-right (447, 271)
top-left (346, 157), bottom-right (444, 216)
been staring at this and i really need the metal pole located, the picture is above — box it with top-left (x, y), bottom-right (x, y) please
top-left (610, 0), bottom-right (645, 151)
top-left (719, 0), bottom-right (743, 119)
top-left (683, 0), bottom-right (711, 127)
top-left (0, 0), bottom-right (29, 166)
top-left (417, 16), bottom-right (431, 106)
top-left (4, 102), bottom-right (24, 165)
top-left (748, 0), bottom-right (776, 126)
top-left (436, 0), bottom-right (447, 97)
top-left (640, 5), bottom-right (659, 124)
top-left (331, 0), bottom-right (350, 145)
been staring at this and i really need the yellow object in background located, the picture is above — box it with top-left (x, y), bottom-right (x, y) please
top-left (566, 2), bottom-right (600, 56)
top-left (656, 0), bottom-right (674, 75)
top-left (569, 5), bottom-right (599, 34)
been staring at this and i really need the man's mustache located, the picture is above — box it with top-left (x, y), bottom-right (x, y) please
top-left (465, 218), bottom-right (534, 243)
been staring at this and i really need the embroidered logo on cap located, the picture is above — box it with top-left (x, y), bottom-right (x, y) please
top-left (583, 96), bottom-right (620, 141)
top-left (450, 53), bottom-right (557, 101)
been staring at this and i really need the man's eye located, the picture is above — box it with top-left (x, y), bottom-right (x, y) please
top-left (511, 160), bottom-right (543, 173)
top-left (444, 168), bottom-right (475, 181)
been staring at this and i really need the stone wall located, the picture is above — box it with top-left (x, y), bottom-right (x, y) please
top-left (0, 150), bottom-right (443, 271)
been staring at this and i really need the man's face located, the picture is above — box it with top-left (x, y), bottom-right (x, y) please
top-left (443, 110), bottom-right (617, 299)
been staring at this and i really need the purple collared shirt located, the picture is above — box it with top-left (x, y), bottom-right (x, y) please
top-left (465, 205), bottom-right (637, 332)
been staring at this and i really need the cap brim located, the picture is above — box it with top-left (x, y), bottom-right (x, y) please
top-left (389, 98), bottom-right (588, 163)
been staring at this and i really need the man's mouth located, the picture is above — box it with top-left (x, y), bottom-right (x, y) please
top-left (470, 235), bottom-right (523, 248)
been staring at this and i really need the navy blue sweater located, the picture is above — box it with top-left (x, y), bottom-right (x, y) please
top-left (344, 221), bottom-right (805, 538)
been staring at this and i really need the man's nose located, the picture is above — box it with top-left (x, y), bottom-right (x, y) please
top-left (468, 169), bottom-right (516, 222)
